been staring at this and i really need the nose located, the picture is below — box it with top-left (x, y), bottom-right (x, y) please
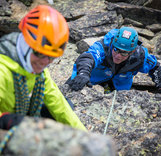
top-left (115, 52), bottom-right (122, 58)
top-left (40, 56), bottom-right (51, 65)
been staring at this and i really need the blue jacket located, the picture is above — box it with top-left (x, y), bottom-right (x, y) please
top-left (71, 29), bottom-right (158, 90)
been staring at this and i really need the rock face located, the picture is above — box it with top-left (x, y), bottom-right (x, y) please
top-left (59, 84), bottom-right (161, 155)
top-left (4, 118), bottom-right (116, 156)
top-left (1, 0), bottom-right (161, 155)
top-left (106, 0), bottom-right (161, 10)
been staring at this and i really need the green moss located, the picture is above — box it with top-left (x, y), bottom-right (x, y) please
top-left (156, 144), bottom-right (161, 150)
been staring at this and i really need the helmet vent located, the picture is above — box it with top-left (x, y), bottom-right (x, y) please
top-left (60, 42), bottom-right (66, 50)
top-left (42, 36), bottom-right (52, 46)
top-left (28, 16), bottom-right (39, 19)
top-left (30, 10), bottom-right (39, 14)
top-left (28, 29), bottom-right (37, 40)
top-left (27, 22), bottom-right (38, 29)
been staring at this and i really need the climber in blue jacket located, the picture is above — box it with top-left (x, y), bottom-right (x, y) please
top-left (66, 26), bottom-right (161, 92)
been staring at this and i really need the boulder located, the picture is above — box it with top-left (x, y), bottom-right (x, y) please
top-left (2, 117), bottom-right (116, 156)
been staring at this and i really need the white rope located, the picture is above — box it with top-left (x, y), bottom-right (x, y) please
top-left (103, 90), bottom-right (117, 135)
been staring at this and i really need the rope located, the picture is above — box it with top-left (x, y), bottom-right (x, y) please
top-left (0, 126), bottom-right (18, 154)
top-left (103, 90), bottom-right (117, 135)
top-left (13, 72), bottom-right (45, 116)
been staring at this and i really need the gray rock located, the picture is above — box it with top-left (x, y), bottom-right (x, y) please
top-left (76, 36), bottom-right (103, 54)
top-left (6, 117), bottom-right (116, 156)
top-left (18, 0), bottom-right (33, 6)
top-left (1, 0), bottom-right (161, 155)
top-left (0, 0), bottom-right (12, 16)
top-left (146, 24), bottom-right (161, 33)
top-left (60, 85), bottom-right (161, 155)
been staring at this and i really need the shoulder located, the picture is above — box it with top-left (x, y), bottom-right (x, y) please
top-left (137, 46), bottom-right (157, 69)
top-left (104, 29), bottom-right (118, 46)
top-left (43, 68), bottom-right (59, 87)
top-left (0, 32), bottom-right (20, 42)
top-left (104, 29), bottom-right (118, 40)
top-left (0, 62), bottom-right (12, 77)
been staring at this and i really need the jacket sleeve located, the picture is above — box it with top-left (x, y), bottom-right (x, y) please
top-left (138, 47), bottom-right (161, 87)
top-left (0, 65), bottom-right (15, 116)
top-left (84, 40), bottom-right (106, 68)
top-left (0, 70), bottom-right (5, 116)
top-left (149, 62), bottom-right (161, 88)
top-left (139, 47), bottom-right (157, 73)
top-left (75, 52), bottom-right (95, 76)
top-left (74, 38), bottom-right (107, 76)
top-left (43, 69), bottom-right (87, 131)
top-left (80, 28), bottom-right (118, 69)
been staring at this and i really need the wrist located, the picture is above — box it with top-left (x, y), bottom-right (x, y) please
top-left (78, 70), bottom-right (90, 77)
top-left (0, 112), bottom-right (10, 118)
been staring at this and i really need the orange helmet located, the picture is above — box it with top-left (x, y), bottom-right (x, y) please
top-left (19, 5), bottom-right (69, 57)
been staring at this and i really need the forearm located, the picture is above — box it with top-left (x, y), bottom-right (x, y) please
top-left (75, 52), bottom-right (95, 75)
top-left (149, 62), bottom-right (161, 88)
top-left (0, 113), bottom-right (24, 130)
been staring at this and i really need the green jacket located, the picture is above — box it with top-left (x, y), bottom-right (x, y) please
top-left (0, 32), bottom-right (87, 131)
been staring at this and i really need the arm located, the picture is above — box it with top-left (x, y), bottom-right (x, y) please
top-left (74, 39), bottom-right (107, 77)
top-left (149, 62), bottom-right (161, 89)
top-left (0, 66), bottom-right (24, 130)
top-left (67, 29), bottom-right (118, 91)
top-left (0, 113), bottom-right (24, 130)
top-left (77, 28), bottom-right (118, 70)
top-left (75, 52), bottom-right (95, 77)
top-left (0, 65), bottom-right (12, 116)
top-left (43, 69), bottom-right (87, 131)
top-left (67, 40), bottom-right (106, 91)
top-left (139, 47), bottom-right (161, 89)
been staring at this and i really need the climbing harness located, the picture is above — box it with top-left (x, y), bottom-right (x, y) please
top-left (0, 126), bottom-right (18, 154)
top-left (103, 90), bottom-right (117, 135)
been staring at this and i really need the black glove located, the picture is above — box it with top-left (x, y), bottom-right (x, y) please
top-left (68, 73), bottom-right (93, 91)
top-left (157, 88), bottom-right (161, 93)
top-left (0, 113), bottom-right (24, 130)
top-left (149, 62), bottom-right (161, 89)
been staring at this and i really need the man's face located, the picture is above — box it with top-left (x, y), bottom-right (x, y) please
top-left (30, 50), bottom-right (55, 74)
top-left (112, 47), bottom-right (134, 64)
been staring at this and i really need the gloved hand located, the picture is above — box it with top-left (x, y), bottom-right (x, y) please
top-left (68, 73), bottom-right (92, 91)
top-left (0, 113), bottom-right (24, 130)
top-left (150, 63), bottom-right (161, 89)
top-left (157, 88), bottom-right (161, 93)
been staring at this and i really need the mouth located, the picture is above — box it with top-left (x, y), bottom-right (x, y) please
top-left (113, 56), bottom-right (121, 64)
top-left (32, 62), bottom-right (46, 73)
top-left (114, 56), bottom-right (120, 61)
top-left (34, 63), bottom-right (44, 69)
top-left (36, 63), bottom-right (45, 69)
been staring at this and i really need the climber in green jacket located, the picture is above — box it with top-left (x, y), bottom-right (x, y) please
top-left (0, 5), bottom-right (87, 131)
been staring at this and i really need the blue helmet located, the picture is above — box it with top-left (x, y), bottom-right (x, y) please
top-left (112, 27), bottom-right (138, 51)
